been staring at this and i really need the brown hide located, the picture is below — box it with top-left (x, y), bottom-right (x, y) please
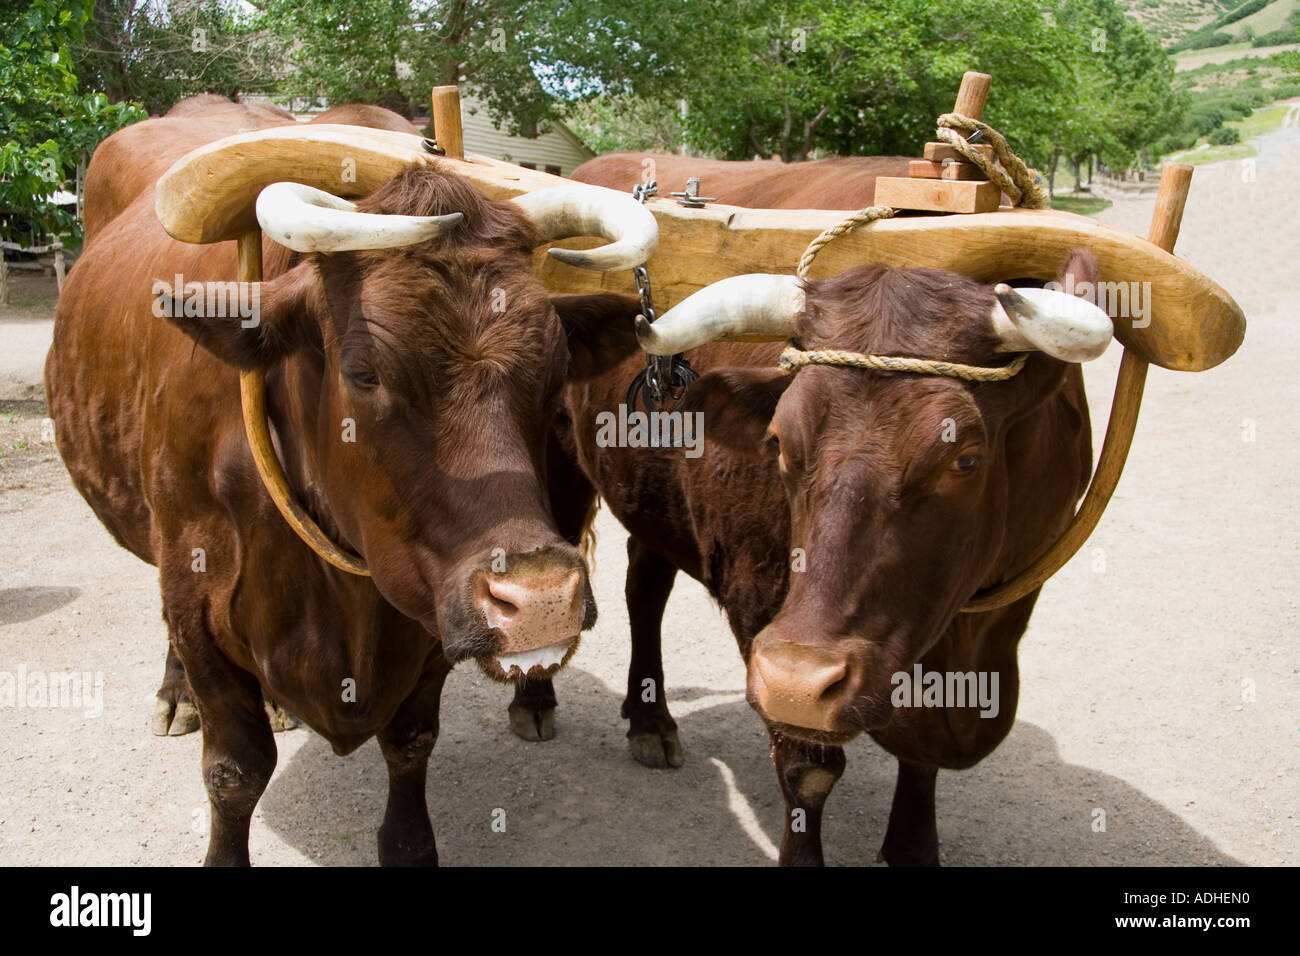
top-left (563, 259), bottom-right (1095, 771)
top-left (48, 100), bottom-right (597, 791)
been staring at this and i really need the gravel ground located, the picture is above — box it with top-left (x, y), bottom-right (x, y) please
top-left (0, 125), bottom-right (1296, 866)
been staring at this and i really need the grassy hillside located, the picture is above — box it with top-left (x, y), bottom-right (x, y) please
top-left (1166, 0), bottom-right (1300, 50)
top-left (1121, 0), bottom-right (1235, 44)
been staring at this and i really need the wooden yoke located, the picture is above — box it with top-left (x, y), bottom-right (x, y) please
top-left (963, 164), bottom-right (1194, 612)
top-left (155, 121), bottom-right (1243, 371)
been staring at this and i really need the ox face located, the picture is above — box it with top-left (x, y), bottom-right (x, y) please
top-left (161, 165), bottom-right (653, 682)
top-left (665, 253), bottom-right (1105, 743)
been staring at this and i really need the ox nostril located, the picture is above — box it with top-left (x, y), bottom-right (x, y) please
top-left (475, 564), bottom-right (588, 654)
top-left (484, 578), bottom-right (521, 618)
top-left (750, 640), bottom-right (852, 733)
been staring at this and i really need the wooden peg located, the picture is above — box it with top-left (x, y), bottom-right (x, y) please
top-left (953, 71), bottom-right (992, 121)
top-left (1148, 163), bottom-right (1194, 253)
top-left (431, 85), bottom-right (464, 160)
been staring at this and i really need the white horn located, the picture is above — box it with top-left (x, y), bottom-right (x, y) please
top-left (636, 274), bottom-right (805, 355)
top-left (991, 284), bottom-right (1113, 363)
top-left (511, 185), bottom-right (657, 271)
top-left (255, 181), bottom-right (463, 253)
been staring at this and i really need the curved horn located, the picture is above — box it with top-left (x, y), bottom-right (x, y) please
top-left (636, 274), bottom-right (805, 355)
top-left (255, 181), bottom-right (463, 253)
top-left (511, 185), bottom-right (657, 271)
top-left (992, 284), bottom-right (1113, 363)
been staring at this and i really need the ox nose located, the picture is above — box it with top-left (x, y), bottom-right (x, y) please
top-left (748, 640), bottom-right (853, 733)
top-left (476, 566), bottom-right (585, 659)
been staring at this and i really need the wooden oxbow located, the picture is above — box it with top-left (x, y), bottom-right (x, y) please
top-left (155, 124), bottom-right (1243, 373)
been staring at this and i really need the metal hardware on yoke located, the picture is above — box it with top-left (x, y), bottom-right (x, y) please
top-left (626, 180), bottom-right (699, 418)
top-left (422, 138), bottom-right (446, 156)
top-left (670, 177), bottom-right (717, 208)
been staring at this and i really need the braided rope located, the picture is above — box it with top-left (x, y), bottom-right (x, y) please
top-left (936, 112), bottom-right (1049, 209)
top-left (795, 113), bottom-right (1048, 280)
top-left (779, 346), bottom-right (1027, 382)
top-left (796, 205), bottom-right (895, 277)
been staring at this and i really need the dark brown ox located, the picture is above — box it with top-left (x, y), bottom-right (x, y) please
top-left (45, 98), bottom-right (652, 865)
top-left (550, 249), bottom-right (1111, 865)
top-left (571, 152), bottom-right (913, 208)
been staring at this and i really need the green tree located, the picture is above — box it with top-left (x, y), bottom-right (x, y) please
top-left (255, 0), bottom-right (638, 130)
top-left (73, 0), bottom-right (282, 116)
top-left (1050, 0), bottom-right (1184, 182)
top-left (0, 0), bottom-right (143, 245)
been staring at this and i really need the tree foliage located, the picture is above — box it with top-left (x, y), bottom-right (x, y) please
top-left (1, 0), bottom-right (142, 244)
top-left (73, 0), bottom-right (281, 116)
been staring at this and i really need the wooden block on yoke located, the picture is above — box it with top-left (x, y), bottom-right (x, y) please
top-left (923, 141), bottom-right (994, 165)
top-left (873, 176), bottom-right (1002, 214)
top-left (908, 159), bottom-right (982, 181)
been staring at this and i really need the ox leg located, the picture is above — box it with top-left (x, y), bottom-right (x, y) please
top-left (622, 536), bottom-right (683, 768)
top-left (770, 733), bottom-right (846, 866)
top-left (151, 642), bottom-right (200, 736)
top-left (152, 641), bottom-right (299, 737)
top-left (377, 662), bottom-right (450, 866)
top-left (504, 416), bottom-right (596, 744)
top-left (508, 679), bottom-right (558, 742)
top-left (170, 615), bottom-right (276, 867)
top-left (879, 759), bottom-right (940, 866)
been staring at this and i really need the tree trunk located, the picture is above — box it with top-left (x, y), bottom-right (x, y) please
top-left (796, 105), bottom-right (829, 163)
top-left (779, 102), bottom-right (793, 163)
top-left (1071, 156), bottom-right (1080, 193)
top-left (746, 108), bottom-right (770, 159)
top-left (1048, 149), bottom-right (1059, 198)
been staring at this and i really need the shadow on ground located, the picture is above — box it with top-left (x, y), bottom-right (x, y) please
top-left (259, 666), bottom-right (1240, 867)
top-left (0, 586), bottom-right (80, 626)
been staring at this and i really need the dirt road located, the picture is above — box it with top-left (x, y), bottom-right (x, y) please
top-left (1, 127), bottom-right (1296, 866)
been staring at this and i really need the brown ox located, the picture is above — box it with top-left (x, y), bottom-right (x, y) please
top-left (571, 152), bottom-right (914, 208)
top-left (546, 249), bottom-right (1111, 865)
top-left (45, 98), bottom-right (653, 865)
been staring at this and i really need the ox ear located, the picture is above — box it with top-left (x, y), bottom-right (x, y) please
top-left (679, 367), bottom-right (791, 456)
top-left (553, 293), bottom-right (643, 381)
top-left (1058, 246), bottom-right (1101, 292)
top-left (155, 263), bottom-right (316, 370)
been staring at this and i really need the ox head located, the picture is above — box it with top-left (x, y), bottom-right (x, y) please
top-left (158, 164), bottom-right (656, 682)
top-left (638, 251), bottom-right (1112, 743)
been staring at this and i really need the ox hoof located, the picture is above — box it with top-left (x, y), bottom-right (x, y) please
top-left (508, 703), bottom-right (556, 742)
top-left (151, 696), bottom-right (200, 736)
top-left (876, 844), bottom-right (940, 867)
top-left (628, 728), bottom-right (685, 769)
top-left (264, 699), bottom-right (301, 733)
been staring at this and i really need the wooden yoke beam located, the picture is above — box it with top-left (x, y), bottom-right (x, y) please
top-left (155, 125), bottom-right (1243, 371)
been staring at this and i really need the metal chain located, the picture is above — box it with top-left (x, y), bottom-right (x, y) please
top-left (626, 180), bottom-right (698, 416)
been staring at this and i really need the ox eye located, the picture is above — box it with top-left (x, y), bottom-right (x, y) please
top-left (344, 367), bottom-right (380, 390)
top-left (953, 453), bottom-right (982, 474)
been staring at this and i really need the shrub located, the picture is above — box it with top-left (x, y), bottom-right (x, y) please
top-left (1208, 125), bottom-right (1241, 145)
top-left (1252, 28), bottom-right (1299, 47)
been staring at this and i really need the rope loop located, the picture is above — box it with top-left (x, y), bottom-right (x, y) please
top-left (779, 346), bottom-right (1028, 382)
top-left (795, 113), bottom-right (1048, 279)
